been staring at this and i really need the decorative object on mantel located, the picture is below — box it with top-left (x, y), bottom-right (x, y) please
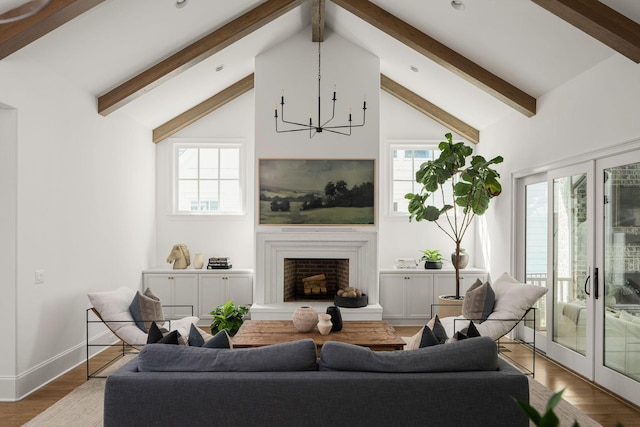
top-left (335, 287), bottom-right (367, 308)
top-left (273, 0), bottom-right (366, 138)
top-left (451, 248), bottom-right (469, 269)
top-left (420, 249), bottom-right (443, 269)
top-left (207, 256), bottom-right (232, 269)
top-left (193, 253), bottom-right (204, 269)
top-left (317, 314), bottom-right (333, 335)
top-left (292, 306), bottom-right (318, 332)
top-left (326, 305), bottom-right (343, 331)
top-left (166, 244), bottom-right (191, 270)
top-left (405, 132), bottom-right (503, 304)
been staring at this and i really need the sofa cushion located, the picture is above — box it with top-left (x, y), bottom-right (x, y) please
top-left (138, 338), bottom-right (319, 372)
top-left (319, 336), bottom-right (497, 373)
top-left (462, 280), bottom-right (495, 323)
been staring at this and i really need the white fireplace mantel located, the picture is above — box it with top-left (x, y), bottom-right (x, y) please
top-left (252, 231), bottom-right (382, 320)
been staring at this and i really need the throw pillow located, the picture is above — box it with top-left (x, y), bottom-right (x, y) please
top-left (147, 321), bottom-right (172, 344)
top-left (188, 323), bottom-right (205, 347)
top-left (455, 321), bottom-right (481, 341)
top-left (403, 326), bottom-right (424, 350)
top-left (129, 288), bottom-right (164, 332)
top-left (202, 330), bottom-right (232, 349)
top-left (418, 326), bottom-right (440, 348)
top-left (462, 280), bottom-right (495, 323)
top-left (476, 272), bottom-right (548, 340)
top-left (431, 315), bottom-right (448, 344)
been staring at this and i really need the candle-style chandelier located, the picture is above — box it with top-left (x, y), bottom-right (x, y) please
top-left (274, 38), bottom-right (367, 138)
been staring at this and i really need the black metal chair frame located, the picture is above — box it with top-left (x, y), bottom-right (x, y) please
top-left (85, 305), bottom-right (194, 379)
top-left (429, 303), bottom-right (538, 377)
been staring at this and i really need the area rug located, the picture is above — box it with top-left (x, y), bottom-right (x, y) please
top-left (22, 355), bottom-right (135, 427)
top-left (23, 355), bottom-right (600, 427)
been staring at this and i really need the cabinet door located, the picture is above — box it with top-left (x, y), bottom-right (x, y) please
top-left (225, 275), bottom-right (253, 307)
top-left (144, 275), bottom-right (172, 306)
top-left (199, 276), bottom-right (226, 322)
top-left (171, 275), bottom-right (198, 318)
top-left (143, 274), bottom-right (198, 319)
top-left (406, 275), bottom-right (433, 318)
top-left (379, 274), bottom-right (407, 318)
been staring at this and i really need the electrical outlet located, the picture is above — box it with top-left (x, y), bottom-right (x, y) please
top-left (35, 270), bottom-right (45, 285)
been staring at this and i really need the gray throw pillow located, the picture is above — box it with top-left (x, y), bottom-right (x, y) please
top-left (129, 288), bottom-right (164, 332)
top-left (462, 280), bottom-right (495, 323)
top-left (202, 330), bottom-right (231, 349)
top-left (319, 336), bottom-right (497, 373)
top-left (138, 338), bottom-right (319, 372)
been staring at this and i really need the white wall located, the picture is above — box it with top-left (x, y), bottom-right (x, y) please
top-left (255, 27), bottom-right (379, 163)
top-left (0, 105), bottom-right (18, 399)
top-left (155, 91), bottom-right (256, 268)
top-left (477, 54), bottom-right (640, 277)
top-left (378, 91), bottom-right (477, 268)
top-left (0, 53), bottom-right (155, 400)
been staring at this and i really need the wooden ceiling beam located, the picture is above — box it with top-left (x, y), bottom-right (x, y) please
top-left (312, 0), bottom-right (325, 42)
top-left (332, 0), bottom-right (536, 117)
top-left (152, 74), bottom-right (254, 144)
top-left (381, 74), bottom-right (479, 144)
top-left (0, 0), bottom-right (105, 60)
top-left (98, 0), bottom-right (304, 116)
top-left (531, 0), bottom-right (640, 64)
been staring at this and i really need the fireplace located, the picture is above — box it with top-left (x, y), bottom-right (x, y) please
top-left (283, 258), bottom-right (349, 302)
top-left (252, 230), bottom-right (382, 320)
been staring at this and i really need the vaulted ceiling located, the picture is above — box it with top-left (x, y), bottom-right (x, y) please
top-left (2, 0), bottom-right (640, 144)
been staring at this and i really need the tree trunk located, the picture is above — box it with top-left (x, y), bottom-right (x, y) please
top-left (455, 241), bottom-right (461, 299)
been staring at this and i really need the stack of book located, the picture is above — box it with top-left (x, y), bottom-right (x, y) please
top-left (207, 257), bottom-right (232, 269)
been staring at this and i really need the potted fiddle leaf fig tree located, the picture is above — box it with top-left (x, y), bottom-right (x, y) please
top-left (405, 132), bottom-right (503, 306)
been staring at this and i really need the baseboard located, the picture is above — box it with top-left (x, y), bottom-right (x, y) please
top-left (0, 330), bottom-right (116, 401)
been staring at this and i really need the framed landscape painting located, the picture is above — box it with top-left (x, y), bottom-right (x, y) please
top-left (259, 159), bottom-right (375, 225)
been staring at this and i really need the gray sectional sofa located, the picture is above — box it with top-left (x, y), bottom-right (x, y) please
top-left (104, 336), bottom-right (529, 427)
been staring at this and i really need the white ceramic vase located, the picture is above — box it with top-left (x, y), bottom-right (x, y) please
top-left (317, 313), bottom-right (332, 335)
top-left (292, 306), bottom-right (318, 332)
top-left (193, 253), bottom-right (204, 269)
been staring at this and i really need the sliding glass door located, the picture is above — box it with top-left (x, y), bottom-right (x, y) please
top-left (517, 152), bottom-right (640, 406)
top-left (545, 163), bottom-right (594, 378)
top-left (595, 152), bottom-right (640, 405)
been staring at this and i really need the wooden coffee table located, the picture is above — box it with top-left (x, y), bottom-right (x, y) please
top-left (232, 320), bottom-right (405, 352)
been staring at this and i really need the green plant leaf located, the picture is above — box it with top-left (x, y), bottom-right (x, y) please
top-left (515, 400), bottom-right (542, 425)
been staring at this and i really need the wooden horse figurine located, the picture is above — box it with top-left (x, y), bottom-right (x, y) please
top-left (166, 244), bottom-right (191, 269)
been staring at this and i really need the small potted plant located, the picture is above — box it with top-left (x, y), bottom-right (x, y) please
top-left (420, 249), bottom-right (443, 269)
top-left (210, 300), bottom-right (249, 337)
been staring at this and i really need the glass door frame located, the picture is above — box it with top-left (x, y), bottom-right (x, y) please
top-left (514, 173), bottom-right (550, 353)
top-left (594, 152), bottom-right (640, 406)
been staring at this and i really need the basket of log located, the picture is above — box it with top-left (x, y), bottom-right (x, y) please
top-left (334, 286), bottom-right (368, 308)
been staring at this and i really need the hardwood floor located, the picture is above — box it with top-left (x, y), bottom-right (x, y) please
top-left (1, 328), bottom-right (639, 427)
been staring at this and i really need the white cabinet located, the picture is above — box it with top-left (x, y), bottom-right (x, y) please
top-left (199, 274), bottom-right (253, 323)
top-left (379, 273), bottom-right (433, 321)
top-left (142, 269), bottom-right (253, 326)
top-left (143, 273), bottom-right (198, 319)
top-left (379, 269), bottom-right (487, 325)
